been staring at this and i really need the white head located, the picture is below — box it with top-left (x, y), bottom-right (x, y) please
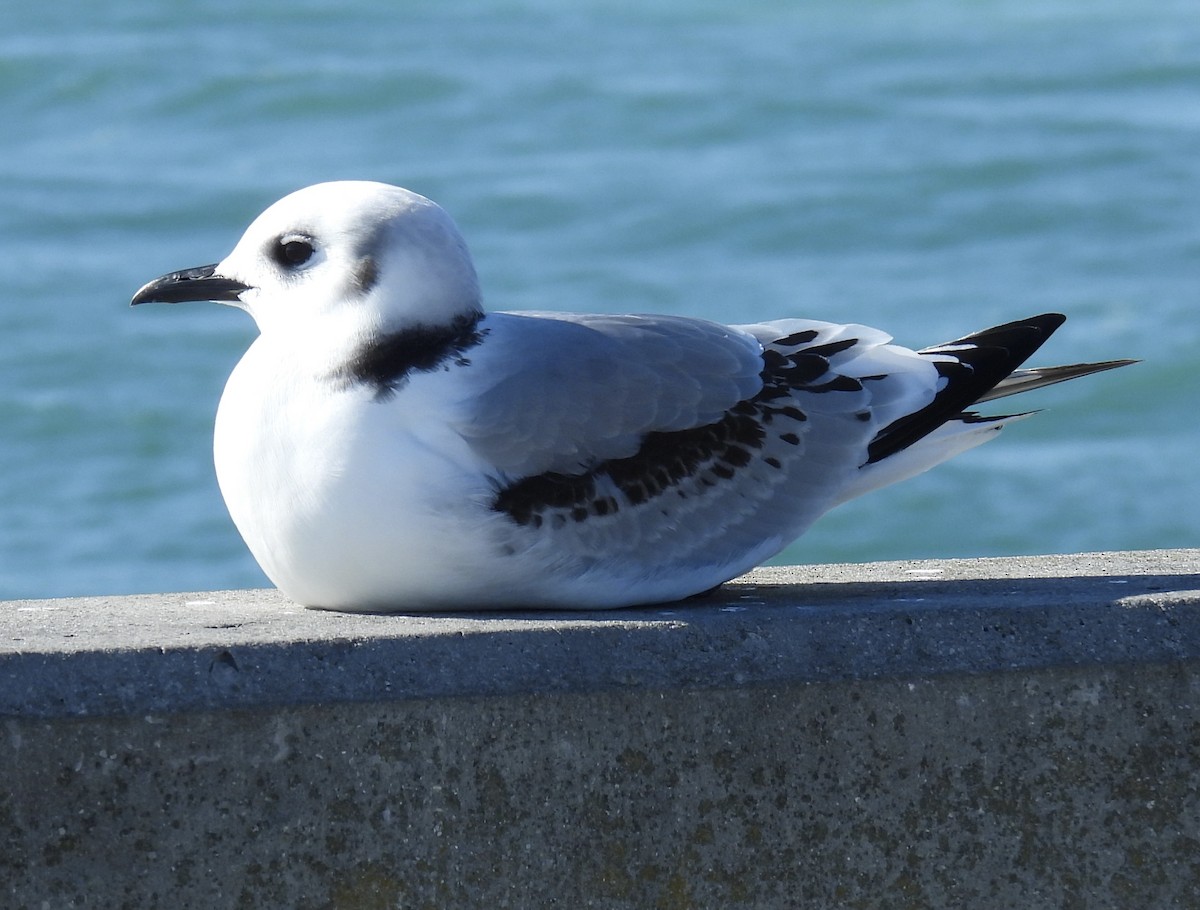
top-left (132, 181), bottom-right (483, 343)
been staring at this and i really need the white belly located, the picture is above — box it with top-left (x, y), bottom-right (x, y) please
top-left (213, 341), bottom-right (512, 609)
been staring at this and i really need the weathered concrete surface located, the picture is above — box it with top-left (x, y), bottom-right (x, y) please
top-left (2, 550), bottom-right (1199, 908)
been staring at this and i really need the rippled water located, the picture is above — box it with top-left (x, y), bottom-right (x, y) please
top-left (2, 0), bottom-right (1197, 600)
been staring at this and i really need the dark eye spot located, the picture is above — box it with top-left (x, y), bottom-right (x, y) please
top-left (272, 236), bottom-right (315, 269)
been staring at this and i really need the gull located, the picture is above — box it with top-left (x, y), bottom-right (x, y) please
top-left (131, 181), bottom-right (1132, 611)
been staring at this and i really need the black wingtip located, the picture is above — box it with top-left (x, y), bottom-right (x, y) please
top-left (919, 312), bottom-right (1066, 359)
top-left (867, 313), bottom-right (1079, 465)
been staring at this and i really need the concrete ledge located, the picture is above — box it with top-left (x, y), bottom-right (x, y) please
top-left (4, 549), bottom-right (1199, 718)
top-left (3, 550), bottom-right (1200, 907)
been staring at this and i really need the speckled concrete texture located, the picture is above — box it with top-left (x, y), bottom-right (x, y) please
top-left (2, 550), bottom-right (1199, 908)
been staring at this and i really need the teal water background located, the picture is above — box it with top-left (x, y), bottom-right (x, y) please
top-left (2, 0), bottom-right (1197, 600)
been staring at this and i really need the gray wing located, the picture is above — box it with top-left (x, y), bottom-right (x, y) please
top-left (450, 311), bottom-right (943, 571)
top-left (435, 310), bottom-right (1119, 598)
top-left (455, 311), bottom-right (767, 478)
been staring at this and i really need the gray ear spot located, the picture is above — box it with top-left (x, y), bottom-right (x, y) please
top-left (351, 255), bottom-right (379, 294)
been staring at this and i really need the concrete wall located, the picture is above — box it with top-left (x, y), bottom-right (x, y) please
top-left (2, 549), bottom-right (1199, 908)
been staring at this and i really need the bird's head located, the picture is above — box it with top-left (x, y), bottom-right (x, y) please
top-left (131, 181), bottom-right (483, 345)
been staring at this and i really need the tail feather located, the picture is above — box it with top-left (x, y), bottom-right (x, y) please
top-left (977, 359), bottom-right (1138, 402)
top-left (838, 411), bottom-right (1034, 505)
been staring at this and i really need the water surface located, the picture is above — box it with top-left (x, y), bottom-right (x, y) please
top-left (2, 0), bottom-right (1197, 599)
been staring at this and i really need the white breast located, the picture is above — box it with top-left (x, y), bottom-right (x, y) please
top-left (214, 339), bottom-right (498, 609)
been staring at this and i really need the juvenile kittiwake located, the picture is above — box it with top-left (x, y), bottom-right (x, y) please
top-left (131, 181), bottom-right (1133, 611)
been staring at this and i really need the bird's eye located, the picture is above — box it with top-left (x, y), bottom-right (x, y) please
top-left (272, 236), bottom-right (316, 269)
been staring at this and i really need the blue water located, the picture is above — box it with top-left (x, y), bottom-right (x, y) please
top-left (2, 0), bottom-right (1198, 601)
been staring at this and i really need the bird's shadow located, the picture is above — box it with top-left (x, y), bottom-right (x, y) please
top-left (350, 570), bottom-right (1200, 623)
